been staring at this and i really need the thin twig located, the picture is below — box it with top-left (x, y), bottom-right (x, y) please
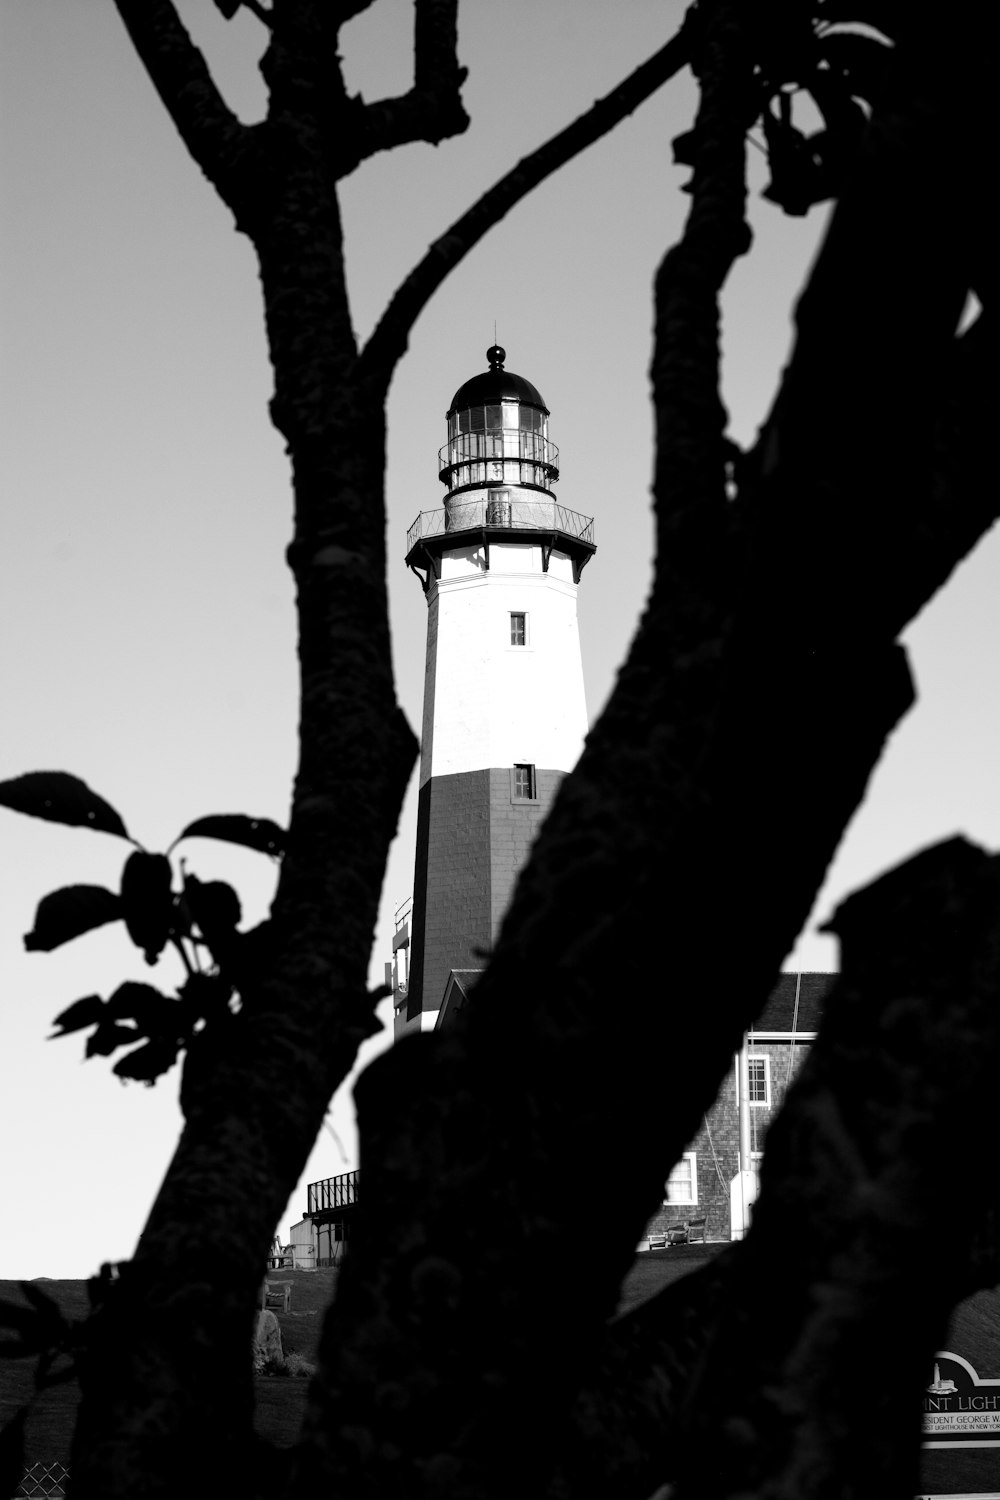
top-left (358, 17), bottom-right (695, 390)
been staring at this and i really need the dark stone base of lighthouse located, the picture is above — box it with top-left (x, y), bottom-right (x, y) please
top-left (406, 767), bottom-right (563, 1024)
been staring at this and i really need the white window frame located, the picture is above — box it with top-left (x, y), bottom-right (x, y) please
top-left (663, 1151), bottom-right (697, 1206)
top-left (509, 610), bottom-right (528, 647)
top-left (747, 1052), bottom-right (771, 1107)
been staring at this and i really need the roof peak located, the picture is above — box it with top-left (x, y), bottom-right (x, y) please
top-left (447, 348), bottom-right (548, 416)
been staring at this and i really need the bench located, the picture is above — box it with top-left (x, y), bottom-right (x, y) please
top-left (664, 1217), bottom-right (707, 1246)
top-left (260, 1279), bottom-right (292, 1314)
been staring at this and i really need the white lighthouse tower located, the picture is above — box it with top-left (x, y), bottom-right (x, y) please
top-left (395, 346), bottom-right (595, 1037)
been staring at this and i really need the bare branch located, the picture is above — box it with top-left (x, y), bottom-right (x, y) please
top-left (113, 0), bottom-right (260, 211)
top-left (357, 18), bottom-right (695, 391)
top-left (414, 0), bottom-right (463, 92)
top-left (353, 0), bottom-right (468, 156)
top-left (649, 4), bottom-right (754, 568)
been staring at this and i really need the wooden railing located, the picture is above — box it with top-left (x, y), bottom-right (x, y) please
top-left (307, 1169), bottom-right (359, 1214)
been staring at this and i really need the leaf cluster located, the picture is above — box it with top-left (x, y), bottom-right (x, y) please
top-left (675, 1), bottom-right (899, 214)
top-left (0, 772), bottom-right (285, 1087)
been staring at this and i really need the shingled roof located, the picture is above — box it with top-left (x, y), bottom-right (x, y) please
top-left (751, 972), bottom-right (837, 1034)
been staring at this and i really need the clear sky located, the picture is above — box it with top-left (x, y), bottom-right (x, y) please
top-left (1, 2), bottom-right (994, 1279)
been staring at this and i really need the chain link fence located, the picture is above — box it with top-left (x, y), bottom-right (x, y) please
top-left (17, 1462), bottom-right (69, 1497)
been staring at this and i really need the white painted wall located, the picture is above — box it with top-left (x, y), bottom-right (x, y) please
top-left (419, 535), bottom-right (589, 785)
top-left (393, 1007), bottom-right (441, 1039)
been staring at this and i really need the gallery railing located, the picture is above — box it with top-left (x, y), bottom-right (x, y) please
top-left (406, 497), bottom-right (595, 553)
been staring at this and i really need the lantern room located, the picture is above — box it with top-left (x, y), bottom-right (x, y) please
top-left (438, 344), bottom-right (560, 495)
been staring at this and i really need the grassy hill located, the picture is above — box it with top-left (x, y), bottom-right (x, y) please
top-left (3, 1258), bottom-right (998, 1494)
top-left (0, 1270), bottom-right (339, 1458)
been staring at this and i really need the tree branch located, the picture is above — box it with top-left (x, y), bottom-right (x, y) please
top-left (734, 9), bottom-right (986, 653)
top-left (353, 0), bottom-right (469, 158)
top-left (414, 0), bottom-right (463, 94)
top-left (113, 0), bottom-right (261, 212)
top-left (357, 17), bottom-right (696, 391)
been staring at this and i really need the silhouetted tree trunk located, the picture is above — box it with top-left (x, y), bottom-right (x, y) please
top-left (52, 3), bottom-right (991, 1497)
top-left (65, 3), bottom-right (693, 1496)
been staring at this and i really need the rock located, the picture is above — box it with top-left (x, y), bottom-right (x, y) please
top-left (253, 1308), bottom-right (284, 1373)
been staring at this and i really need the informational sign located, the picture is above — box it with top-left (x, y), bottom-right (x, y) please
top-left (923, 1352), bottom-right (1000, 1449)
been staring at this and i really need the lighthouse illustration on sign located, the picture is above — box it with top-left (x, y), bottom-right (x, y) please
top-left (394, 346), bottom-right (596, 1037)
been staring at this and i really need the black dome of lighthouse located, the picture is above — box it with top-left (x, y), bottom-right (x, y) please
top-left (447, 345), bottom-right (549, 416)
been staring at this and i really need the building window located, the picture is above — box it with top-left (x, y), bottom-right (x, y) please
top-left (510, 611), bottom-right (527, 646)
top-left (748, 1054), bottom-right (770, 1106)
top-left (663, 1152), bottom-right (697, 1205)
top-left (512, 763), bottom-right (536, 800)
top-left (487, 487), bottom-right (511, 525)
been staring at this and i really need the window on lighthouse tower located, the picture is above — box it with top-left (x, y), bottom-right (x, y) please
top-left (509, 612), bottom-right (526, 646)
top-left (512, 764), bottom-right (536, 800)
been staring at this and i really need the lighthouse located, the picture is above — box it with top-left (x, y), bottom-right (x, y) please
top-left (395, 346), bottom-right (596, 1037)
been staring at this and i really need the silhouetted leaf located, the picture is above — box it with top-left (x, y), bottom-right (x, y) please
top-left (173, 814), bottom-right (285, 858)
top-left (761, 109), bottom-right (825, 215)
top-left (50, 994), bottom-right (106, 1038)
top-left (120, 852), bottom-right (174, 963)
top-left (0, 771), bottom-right (130, 839)
top-left (85, 1019), bottom-right (138, 1059)
top-left (185, 874), bottom-right (242, 947)
top-left (106, 981), bottom-right (177, 1035)
top-left (0, 1405), bottom-right (26, 1495)
top-left (24, 886), bottom-right (122, 953)
top-left (112, 1038), bottom-right (180, 1085)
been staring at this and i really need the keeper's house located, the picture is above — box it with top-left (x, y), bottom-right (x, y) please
top-left (640, 971), bottom-right (836, 1246)
top-left (286, 1168), bottom-right (357, 1268)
